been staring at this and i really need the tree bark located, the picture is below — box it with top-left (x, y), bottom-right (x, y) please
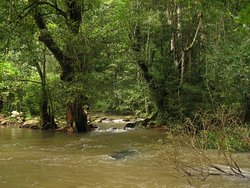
top-left (29, 0), bottom-right (89, 132)
top-left (33, 10), bottom-right (74, 81)
top-left (66, 96), bottom-right (89, 133)
top-left (0, 97), bottom-right (3, 112)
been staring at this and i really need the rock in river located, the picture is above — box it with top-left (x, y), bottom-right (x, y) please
top-left (20, 120), bottom-right (39, 129)
top-left (109, 149), bottom-right (137, 160)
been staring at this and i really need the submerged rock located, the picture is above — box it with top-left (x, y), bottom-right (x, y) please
top-left (109, 149), bottom-right (137, 160)
top-left (123, 122), bottom-right (136, 129)
top-left (123, 119), bottom-right (146, 129)
top-left (88, 123), bottom-right (99, 131)
top-left (123, 117), bottom-right (159, 129)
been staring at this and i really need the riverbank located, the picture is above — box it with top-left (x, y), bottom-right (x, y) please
top-left (1, 111), bottom-right (249, 153)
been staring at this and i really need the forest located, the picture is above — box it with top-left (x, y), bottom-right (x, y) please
top-left (1, 0), bottom-right (249, 133)
top-left (0, 0), bottom-right (250, 141)
top-left (0, 0), bottom-right (250, 186)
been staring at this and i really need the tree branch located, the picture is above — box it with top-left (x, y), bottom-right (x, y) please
top-left (18, 79), bottom-right (42, 85)
top-left (65, 0), bottom-right (83, 33)
top-left (35, 62), bottom-right (43, 81)
top-left (17, 0), bottom-right (67, 22)
top-left (33, 7), bottom-right (73, 81)
top-left (185, 13), bottom-right (202, 51)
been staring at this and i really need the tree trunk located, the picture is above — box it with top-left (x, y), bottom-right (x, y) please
top-left (74, 99), bottom-right (88, 132)
top-left (30, 1), bottom-right (90, 132)
top-left (0, 97), bottom-right (3, 112)
top-left (66, 95), bottom-right (89, 133)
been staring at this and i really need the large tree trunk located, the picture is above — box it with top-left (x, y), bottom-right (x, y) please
top-left (30, 1), bottom-right (90, 132)
top-left (33, 9), bottom-right (74, 81)
top-left (66, 96), bottom-right (89, 133)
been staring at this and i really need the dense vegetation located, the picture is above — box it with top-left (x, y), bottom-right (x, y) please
top-left (0, 0), bottom-right (249, 141)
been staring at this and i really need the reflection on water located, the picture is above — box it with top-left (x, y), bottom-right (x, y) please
top-left (0, 126), bottom-right (250, 188)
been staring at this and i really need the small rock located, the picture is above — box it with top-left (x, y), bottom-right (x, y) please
top-left (123, 118), bottom-right (130, 122)
top-left (88, 123), bottom-right (99, 130)
top-left (0, 120), bottom-right (7, 126)
top-left (11, 111), bottom-right (20, 116)
top-left (20, 120), bottom-right (39, 128)
top-left (109, 149), bottom-right (136, 160)
top-left (124, 122), bottom-right (135, 129)
top-left (95, 117), bottom-right (107, 123)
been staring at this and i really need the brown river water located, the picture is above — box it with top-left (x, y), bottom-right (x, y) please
top-left (0, 121), bottom-right (250, 188)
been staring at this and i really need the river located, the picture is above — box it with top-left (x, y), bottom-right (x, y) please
top-left (0, 122), bottom-right (250, 188)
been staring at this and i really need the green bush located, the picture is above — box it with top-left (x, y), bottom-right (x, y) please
top-left (23, 81), bottom-right (41, 116)
top-left (198, 128), bottom-right (250, 152)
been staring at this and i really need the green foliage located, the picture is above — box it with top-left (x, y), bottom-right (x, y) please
top-left (0, 61), bottom-right (25, 112)
top-left (0, 0), bottom-right (249, 130)
top-left (205, 29), bottom-right (250, 110)
top-left (198, 128), bottom-right (250, 152)
top-left (237, 2), bottom-right (250, 25)
top-left (23, 79), bottom-right (41, 116)
top-left (179, 83), bottom-right (209, 118)
top-left (46, 73), bottom-right (64, 117)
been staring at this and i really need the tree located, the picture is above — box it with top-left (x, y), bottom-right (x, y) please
top-left (203, 0), bottom-right (250, 123)
top-left (16, 0), bottom-right (100, 132)
top-left (121, 0), bottom-right (207, 123)
top-left (35, 48), bottom-right (57, 130)
top-left (1, 0), bottom-right (249, 128)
